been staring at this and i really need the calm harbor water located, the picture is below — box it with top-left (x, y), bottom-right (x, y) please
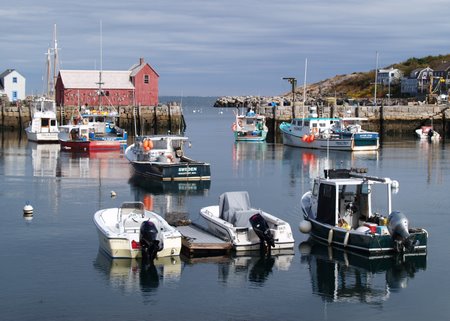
top-left (1, 97), bottom-right (450, 321)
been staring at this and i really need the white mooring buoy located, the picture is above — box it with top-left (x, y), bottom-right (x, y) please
top-left (23, 203), bottom-right (34, 216)
top-left (110, 191), bottom-right (117, 198)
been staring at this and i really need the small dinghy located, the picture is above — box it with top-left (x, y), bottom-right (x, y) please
top-left (199, 191), bottom-right (295, 252)
top-left (93, 201), bottom-right (182, 260)
top-left (299, 168), bottom-right (428, 255)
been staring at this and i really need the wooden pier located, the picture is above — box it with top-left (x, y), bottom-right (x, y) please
top-left (177, 223), bottom-right (232, 256)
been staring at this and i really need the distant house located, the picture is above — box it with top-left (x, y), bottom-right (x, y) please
top-left (55, 58), bottom-right (159, 107)
top-left (401, 67), bottom-right (433, 95)
top-left (432, 61), bottom-right (450, 80)
top-left (0, 69), bottom-right (26, 102)
top-left (377, 68), bottom-right (403, 85)
top-left (432, 61), bottom-right (450, 94)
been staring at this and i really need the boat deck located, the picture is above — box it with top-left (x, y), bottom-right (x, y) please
top-left (178, 223), bottom-right (232, 256)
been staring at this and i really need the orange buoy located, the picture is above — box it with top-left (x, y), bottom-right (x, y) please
top-left (147, 139), bottom-right (153, 149)
top-left (232, 123), bottom-right (237, 131)
top-left (309, 134), bottom-right (315, 142)
top-left (302, 135), bottom-right (308, 142)
top-left (143, 195), bottom-right (153, 210)
top-left (143, 139), bottom-right (149, 148)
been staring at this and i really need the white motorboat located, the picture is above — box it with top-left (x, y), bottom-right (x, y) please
top-left (25, 97), bottom-right (59, 143)
top-left (199, 191), bottom-right (295, 251)
top-left (415, 126), bottom-right (440, 141)
top-left (93, 201), bottom-right (182, 259)
top-left (279, 117), bottom-right (379, 151)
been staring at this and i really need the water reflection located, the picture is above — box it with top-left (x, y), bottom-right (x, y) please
top-left (232, 141), bottom-right (276, 177)
top-left (184, 251), bottom-right (294, 286)
top-left (93, 251), bottom-right (182, 296)
top-left (416, 139), bottom-right (447, 184)
top-left (283, 146), bottom-right (379, 184)
top-left (129, 174), bottom-right (210, 225)
top-left (29, 142), bottom-right (60, 177)
top-left (57, 150), bottom-right (129, 179)
top-left (300, 239), bottom-right (427, 304)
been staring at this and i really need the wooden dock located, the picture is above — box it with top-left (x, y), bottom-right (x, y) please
top-left (177, 223), bottom-right (232, 256)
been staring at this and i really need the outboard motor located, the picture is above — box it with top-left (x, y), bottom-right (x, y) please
top-left (249, 213), bottom-right (275, 251)
top-left (140, 220), bottom-right (163, 263)
top-left (388, 211), bottom-right (415, 252)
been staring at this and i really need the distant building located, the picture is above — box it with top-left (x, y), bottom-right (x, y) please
top-left (401, 67), bottom-right (433, 95)
top-left (0, 69), bottom-right (26, 102)
top-left (432, 61), bottom-right (450, 94)
top-left (432, 61), bottom-right (450, 81)
top-left (377, 68), bottom-right (403, 85)
top-left (55, 58), bottom-right (159, 107)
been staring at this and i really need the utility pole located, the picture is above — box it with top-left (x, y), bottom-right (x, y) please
top-left (374, 51), bottom-right (379, 107)
top-left (283, 77), bottom-right (297, 118)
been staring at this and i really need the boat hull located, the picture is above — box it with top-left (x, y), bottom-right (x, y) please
top-left (307, 218), bottom-right (428, 255)
top-left (234, 130), bottom-right (268, 142)
top-left (60, 139), bottom-right (125, 152)
top-left (281, 130), bottom-right (379, 151)
top-left (26, 129), bottom-right (59, 143)
top-left (129, 160), bottom-right (211, 181)
top-left (95, 228), bottom-right (182, 259)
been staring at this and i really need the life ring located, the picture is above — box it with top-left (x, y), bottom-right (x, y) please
top-left (312, 127), bottom-right (318, 134)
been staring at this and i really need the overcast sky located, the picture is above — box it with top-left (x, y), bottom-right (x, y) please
top-left (2, 0), bottom-right (449, 97)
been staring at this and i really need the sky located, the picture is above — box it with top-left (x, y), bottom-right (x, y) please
top-left (2, 0), bottom-right (450, 97)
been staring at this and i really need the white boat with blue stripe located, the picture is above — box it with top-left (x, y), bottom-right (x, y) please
top-left (279, 117), bottom-right (379, 151)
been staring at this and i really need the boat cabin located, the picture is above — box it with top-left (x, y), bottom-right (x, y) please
top-left (236, 114), bottom-right (265, 131)
top-left (134, 135), bottom-right (188, 162)
top-left (331, 117), bottom-right (368, 134)
top-left (291, 118), bottom-right (338, 133)
top-left (310, 169), bottom-right (394, 229)
top-left (59, 124), bottom-right (91, 141)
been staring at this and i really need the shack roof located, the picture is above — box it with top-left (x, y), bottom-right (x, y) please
top-left (59, 70), bottom-right (134, 89)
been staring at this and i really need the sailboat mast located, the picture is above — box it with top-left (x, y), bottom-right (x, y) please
top-left (302, 58), bottom-right (308, 125)
top-left (46, 47), bottom-right (52, 97)
top-left (52, 24), bottom-right (58, 99)
top-left (97, 21), bottom-right (104, 110)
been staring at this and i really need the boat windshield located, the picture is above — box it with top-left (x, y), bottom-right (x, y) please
top-left (152, 139), bottom-right (169, 150)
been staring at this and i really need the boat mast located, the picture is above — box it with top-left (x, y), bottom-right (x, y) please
top-left (97, 21), bottom-right (104, 111)
top-left (302, 58), bottom-right (308, 126)
top-left (45, 47), bottom-right (52, 98)
top-left (52, 24), bottom-right (59, 99)
top-left (45, 24), bottom-right (59, 99)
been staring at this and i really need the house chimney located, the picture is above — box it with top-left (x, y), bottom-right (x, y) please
top-left (139, 57), bottom-right (144, 65)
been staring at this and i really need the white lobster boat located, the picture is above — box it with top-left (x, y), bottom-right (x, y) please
top-left (280, 117), bottom-right (379, 151)
top-left (25, 97), bottom-right (59, 143)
